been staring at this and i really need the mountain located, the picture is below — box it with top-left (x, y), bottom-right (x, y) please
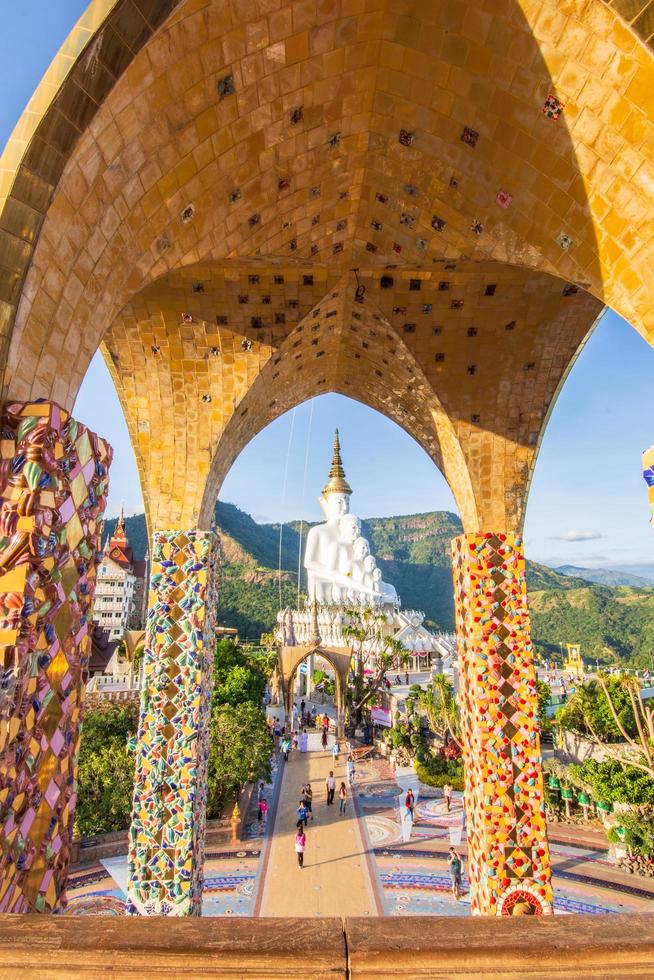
top-left (612, 564), bottom-right (654, 584)
top-left (529, 585), bottom-right (654, 668)
top-left (554, 564), bottom-right (654, 588)
top-left (103, 506), bottom-right (654, 663)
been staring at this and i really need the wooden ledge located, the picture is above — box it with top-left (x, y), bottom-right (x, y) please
top-left (0, 915), bottom-right (346, 978)
top-left (1, 913), bottom-right (654, 978)
top-left (345, 914), bottom-right (654, 977)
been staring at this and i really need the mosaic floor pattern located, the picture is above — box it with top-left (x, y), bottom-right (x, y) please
top-left (63, 763), bottom-right (279, 917)
top-left (356, 758), bottom-right (654, 917)
top-left (63, 752), bottom-right (654, 918)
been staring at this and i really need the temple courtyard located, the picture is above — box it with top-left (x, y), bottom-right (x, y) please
top-left (63, 742), bottom-right (654, 919)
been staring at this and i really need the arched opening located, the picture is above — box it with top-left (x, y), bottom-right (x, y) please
top-left (3, 0), bottom-right (654, 927)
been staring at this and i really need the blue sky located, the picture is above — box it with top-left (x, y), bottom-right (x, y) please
top-left (5, 3), bottom-right (654, 571)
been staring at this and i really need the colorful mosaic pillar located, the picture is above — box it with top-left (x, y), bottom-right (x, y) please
top-left (127, 528), bottom-right (219, 916)
top-left (0, 401), bottom-right (112, 913)
top-left (451, 532), bottom-right (553, 917)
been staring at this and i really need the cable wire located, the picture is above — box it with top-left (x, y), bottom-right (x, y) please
top-left (296, 399), bottom-right (315, 607)
top-left (278, 407), bottom-right (297, 609)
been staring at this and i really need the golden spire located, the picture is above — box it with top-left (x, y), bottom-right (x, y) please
top-left (114, 504), bottom-right (126, 539)
top-left (322, 429), bottom-right (352, 496)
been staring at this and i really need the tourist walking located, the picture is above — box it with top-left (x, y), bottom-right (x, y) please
top-left (295, 825), bottom-right (307, 868)
top-left (282, 736), bottom-right (290, 762)
top-left (332, 739), bottom-right (340, 764)
top-left (346, 754), bottom-right (356, 786)
top-left (325, 770), bottom-right (336, 806)
top-left (321, 727), bottom-right (328, 750)
top-left (405, 788), bottom-right (415, 823)
top-left (338, 781), bottom-right (347, 815)
top-left (300, 728), bottom-right (308, 752)
top-left (260, 798), bottom-right (268, 828)
top-left (257, 781), bottom-right (265, 821)
top-left (443, 782), bottom-right (453, 813)
top-left (448, 846), bottom-right (463, 901)
top-left (304, 782), bottom-right (313, 820)
top-left (297, 799), bottom-right (308, 827)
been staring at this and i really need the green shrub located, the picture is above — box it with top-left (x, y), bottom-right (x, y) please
top-left (390, 722), bottom-right (412, 750)
top-left (568, 758), bottom-right (654, 805)
top-left (415, 760), bottom-right (464, 790)
top-left (607, 808), bottom-right (654, 858)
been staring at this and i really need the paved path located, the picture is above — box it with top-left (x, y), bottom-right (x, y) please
top-left (258, 747), bottom-right (378, 917)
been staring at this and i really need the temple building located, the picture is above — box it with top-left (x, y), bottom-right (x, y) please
top-left (95, 512), bottom-right (149, 640)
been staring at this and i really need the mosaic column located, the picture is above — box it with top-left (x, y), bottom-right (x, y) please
top-left (0, 401), bottom-right (112, 913)
top-left (451, 532), bottom-right (553, 916)
top-left (127, 528), bottom-right (219, 916)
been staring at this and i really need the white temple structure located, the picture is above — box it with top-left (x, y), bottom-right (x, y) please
top-left (276, 430), bottom-right (446, 668)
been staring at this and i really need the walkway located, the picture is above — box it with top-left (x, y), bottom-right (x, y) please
top-left (258, 746), bottom-right (378, 917)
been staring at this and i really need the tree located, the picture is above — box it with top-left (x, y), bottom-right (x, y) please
top-left (212, 637), bottom-right (268, 708)
top-left (215, 663), bottom-right (265, 707)
top-left (535, 678), bottom-right (552, 732)
top-left (207, 702), bottom-right (272, 817)
top-left (343, 608), bottom-right (408, 723)
top-left (419, 674), bottom-right (461, 747)
top-left (74, 703), bottom-right (139, 837)
top-left (560, 673), bottom-right (654, 780)
top-left (557, 676), bottom-right (637, 743)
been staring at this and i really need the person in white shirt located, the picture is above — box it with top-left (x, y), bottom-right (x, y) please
top-left (325, 770), bottom-right (336, 805)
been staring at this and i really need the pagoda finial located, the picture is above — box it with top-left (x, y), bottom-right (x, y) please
top-left (322, 429), bottom-right (352, 496)
top-left (115, 504), bottom-right (126, 539)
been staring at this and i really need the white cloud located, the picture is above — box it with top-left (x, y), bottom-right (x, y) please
top-left (550, 530), bottom-right (604, 542)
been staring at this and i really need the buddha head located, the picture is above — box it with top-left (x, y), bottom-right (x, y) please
top-left (319, 491), bottom-right (350, 522)
top-left (363, 554), bottom-right (376, 573)
top-left (339, 513), bottom-right (361, 544)
top-left (353, 536), bottom-right (370, 561)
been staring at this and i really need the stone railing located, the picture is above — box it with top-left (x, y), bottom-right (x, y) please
top-left (556, 730), bottom-right (642, 766)
top-left (70, 815), bottom-right (236, 869)
top-left (1, 914), bottom-right (654, 976)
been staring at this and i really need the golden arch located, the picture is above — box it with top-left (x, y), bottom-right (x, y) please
top-left (278, 644), bottom-right (353, 740)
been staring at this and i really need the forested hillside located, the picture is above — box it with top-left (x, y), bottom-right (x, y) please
top-left (104, 506), bottom-right (654, 662)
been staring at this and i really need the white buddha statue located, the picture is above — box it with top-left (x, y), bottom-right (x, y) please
top-left (349, 536), bottom-right (370, 600)
top-left (373, 566), bottom-right (399, 605)
top-left (305, 430), bottom-right (358, 603)
top-left (304, 430), bottom-right (399, 607)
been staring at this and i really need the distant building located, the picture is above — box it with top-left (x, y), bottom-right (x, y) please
top-left (95, 511), bottom-right (149, 640)
top-left (87, 622), bottom-right (118, 678)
